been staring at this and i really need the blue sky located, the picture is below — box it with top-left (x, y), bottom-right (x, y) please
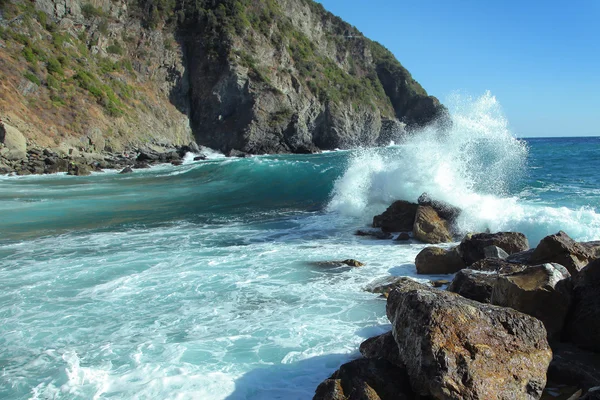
top-left (316, 0), bottom-right (600, 137)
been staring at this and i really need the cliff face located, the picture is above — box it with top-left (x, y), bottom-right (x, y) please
top-left (0, 0), bottom-right (445, 157)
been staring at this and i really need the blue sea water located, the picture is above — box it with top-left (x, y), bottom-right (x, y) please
top-left (1, 93), bottom-right (600, 399)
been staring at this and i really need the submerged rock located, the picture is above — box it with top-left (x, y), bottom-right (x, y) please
top-left (372, 200), bottom-right (418, 233)
top-left (414, 246), bottom-right (465, 275)
top-left (386, 280), bottom-right (552, 400)
top-left (412, 205), bottom-right (453, 244)
top-left (458, 232), bottom-right (529, 266)
top-left (530, 231), bottom-right (594, 276)
top-left (491, 263), bottom-right (572, 339)
top-left (119, 166), bottom-right (133, 174)
top-left (355, 230), bottom-right (393, 240)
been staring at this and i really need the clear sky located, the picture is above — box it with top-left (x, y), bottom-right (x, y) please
top-left (316, 0), bottom-right (600, 137)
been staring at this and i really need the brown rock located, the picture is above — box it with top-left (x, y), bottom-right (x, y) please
top-left (459, 232), bottom-right (530, 266)
top-left (447, 269), bottom-right (498, 303)
top-left (470, 258), bottom-right (528, 274)
top-left (395, 232), bottom-right (410, 241)
top-left (412, 205), bottom-right (453, 244)
top-left (364, 277), bottom-right (422, 298)
top-left (313, 358), bottom-right (414, 400)
top-left (531, 231), bottom-right (594, 276)
top-left (415, 246), bottom-right (465, 274)
top-left (581, 241), bottom-right (600, 258)
top-left (417, 192), bottom-right (461, 221)
top-left (67, 163), bottom-right (91, 176)
top-left (491, 263), bottom-right (572, 339)
top-left (341, 259), bottom-right (364, 267)
top-left (565, 259), bottom-right (600, 352)
top-left (359, 332), bottom-right (402, 367)
top-left (386, 281), bottom-right (552, 400)
top-left (372, 200), bottom-right (418, 232)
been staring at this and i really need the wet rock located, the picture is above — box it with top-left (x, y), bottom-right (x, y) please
top-left (582, 387), bottom-right (600, 400)
top-left (470, 258), bottom-right (529, 274)
top-left (386, 280), bottom-right (552, 400)
top-left (136, 150), bottom-right (160, 162)
top-left (133, 162), bottom-right (151, 169)
top-left (447, 269), bottom-right (498, 303)
top-left (365, 277), bottom-right (423, 298)
top-left (171, 160), bottom-right (183, 166)
top-left (372, 200), bottom-right (418, 232)
top-left (417, 192), bottom-right (461, 222)
top-left (341, 259), bottom-right (364, 267)
top-left (415, 246), bottom-right (465, 275)
top-left (459, 232), bottom-right (530, 266)
top-left (226, 149), bottom-right (248, 158)
top-left (431, 279), bottom-right (450, 288)
top-left (530, 231), bottom-right (594, 276)
top-left (119, 166), bottom-right (134, 174)
top-left (395, 232), bottom-right (410, 241)
top-left (565, 259), bottom-right (600, 352)
top-left (313, 358), bottom-right (414, 400)
top-left (483, 245), bottom-right (510, 259)
top-left (359, 332), bottom-right (402, 367)
top-left (355, 230), bottom-right (393, 240)
top-left (491, 263), bottom-right (572, 339)
top-left (412, 205), bottom-right (453, 244)
top-left (193, 155), bottom-right (207, 161)
top-left (67, 163), bottom-right (91, 176)
top-left (548, 343), bottom-right (600, 392)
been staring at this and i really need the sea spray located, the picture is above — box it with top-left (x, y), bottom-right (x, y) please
top-left (328, 91), bottom-right (528, 218)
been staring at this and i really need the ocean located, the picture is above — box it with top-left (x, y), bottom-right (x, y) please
top-left (1, 93), bottom-right (600, 399)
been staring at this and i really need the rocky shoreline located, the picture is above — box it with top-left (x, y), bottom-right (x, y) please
top-left (315, 197), bottom-right (600, 400)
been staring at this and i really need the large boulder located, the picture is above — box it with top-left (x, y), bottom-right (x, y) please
top-left (581, 241), bottom-right (600, 258)
top-left (365, 277), bottom-right (424, 298)
top-left (414, 246), bottom-right (465, 275)
top-left (412, 205), bottom-right (453, 244)
top-left (459, 232), bottom-right (530, 266)
top-left (417, 192), bottom-right (461, 222)
top-left (491, 263), bottom-right (572, 339)
top-left (447, 269), bottom-right (498, 303)
top-left (0, 122), bottom-right (27, 161)
top-left (359, 332), bottom-right (402, 367)
top-left (313, 358), bottom-right (414, 400)
top-left (530, 231), bottom-right (594, 276)
top-left (67, 162), bottom-right (91, 176)
top-left (386, 280), bottom-right (552, 400)
top-left (372, 200), bottom-right (418, 232)
top-left (565, 259), bottom-right (600, 352)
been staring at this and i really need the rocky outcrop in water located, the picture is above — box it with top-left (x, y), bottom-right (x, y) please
top-left (530, 231), bottom-right (594, 276)
top-left (458, 232), bottom-right (530, 266)
top-left (414, 246), bottom-right (464, 274)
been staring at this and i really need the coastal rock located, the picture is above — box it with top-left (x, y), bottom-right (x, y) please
top-left (119, 167), bottom-right (133, 174)
top-left (459, 232), bottom-right (530, 266)
top-left (470, 258), bottom-right (528, 274)
top-left (506, 248), bottom-right (535, 264)
top-left (372, 200), bottom-right (418, 232)
top-left (386, 280), bottom-right (552, 399)
top-left (365, 277), bottom-right (421, 298)
top-left (582, 388), bottom-right (600, 400)
top-left (414, 246), bottom-right (465, 275)
top-left (417, 192), bottom-right (461, 222)
top-left (548, 343), bottom-right (600, 392)
top-left (581, 241), bottom-right (600, 258)
top-left (530, 231), bottom-right (594, 276)
top-left (341, 259), bottom-right (365, 267)
top-left (491, 263), bottom-right (572, 339)
top-left (0, 122), bottom-right (27, 161)
top-left (447, 269), bottom-right (498, 303)
top-left (193, 155), bottom-right (207, 161)
top-left (483, 245), bottom-right (510, 259)
top-left (565, 259), bottom-right (600, 352)
top-left (359, 332), bottom-right (402, 367)
top-left (395, 232), bottom-right (411, 241)
top-left (313, 358), bottom-right (414, 400)
top-left (67, 163), bottom-right (91, 176)
top-left (226, 149), bottom-right (248, 158)
top-left (355, 230), bottom-right (393, 240)
top-left (412, 205), bottom-right (453, 244)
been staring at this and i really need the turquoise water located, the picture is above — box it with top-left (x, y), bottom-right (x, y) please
top-left (1, 94), bottom-right (600, 399)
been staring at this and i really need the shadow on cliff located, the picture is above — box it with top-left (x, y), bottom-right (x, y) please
top-left (223, 325), bottom-right (391, 399)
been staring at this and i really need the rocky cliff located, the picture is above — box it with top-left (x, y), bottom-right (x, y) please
top-left (0, 0), bottom-right (446, 159)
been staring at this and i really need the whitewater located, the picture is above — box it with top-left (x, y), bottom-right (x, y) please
top-left (1, 92), bottom-right (600, 399)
